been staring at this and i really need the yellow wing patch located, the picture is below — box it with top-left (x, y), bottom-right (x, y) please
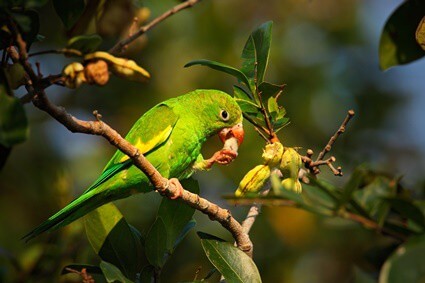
top-left (119, 125), bottom-right (173, 163)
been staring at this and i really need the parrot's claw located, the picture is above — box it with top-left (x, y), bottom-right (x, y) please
top-left (205, 149), bottom-right (238, 169)
top-left (163, 178), bottom-right (184, 199)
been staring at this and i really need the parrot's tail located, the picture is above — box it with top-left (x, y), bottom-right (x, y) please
top-left (22, 190), bottom-right (112, 242)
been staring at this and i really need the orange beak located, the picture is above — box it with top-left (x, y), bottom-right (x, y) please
top-left (219, 123), bottom-right (244, 146)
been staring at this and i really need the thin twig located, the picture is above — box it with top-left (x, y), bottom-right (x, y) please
top-left (109, 0), bottom-right (202, 54)
top-left (28, 48), bottom-right (83, 58)
top-left (316, 110), bottom-right (355, 161)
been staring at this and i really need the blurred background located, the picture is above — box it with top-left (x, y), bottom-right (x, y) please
top-left (1, 0), bottom-right (425, 282)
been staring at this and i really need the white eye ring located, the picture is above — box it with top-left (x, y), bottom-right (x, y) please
top-left (220, 110), bottom-right (230, 121)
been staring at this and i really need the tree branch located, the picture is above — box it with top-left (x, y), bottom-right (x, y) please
top-left (109, 0), bottom-right (202, 54)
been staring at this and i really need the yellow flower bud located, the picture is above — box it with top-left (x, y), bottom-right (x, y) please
top-left (235, 165), bottom-right (271, 196)
top-left (280, 147), bottom-right (303, 193)
top-left (281, 178), bottom-right (302, 193)
top-left (262, 142), bottom-right (284, 167)
top-left (63, 62), bottom-right (86, 89)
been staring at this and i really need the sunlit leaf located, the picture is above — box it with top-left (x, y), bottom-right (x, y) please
top-left (53, 0), bottom-right (85, 29)
top-left (233, 85), bottom-right (253, 100)
top-left (379, 235), bottom-right (425, 283)
top-left (198, 232), bottom-right (261, 283)
top-left (235, 98), bottom-right (260, 115)
top-left (379, 0), bottom-right (425, 70)
top-left (67, 34), bottom-right (102, 54)
top-left (184, 59), bottom-right (251, 90)
top-left (267, 96), bottom-right (278, 114)
top-left (84, 203), bottom-right (144, 281)
top-left (416, 16), bottom-right (425, 50)
top-left (145, 217), bottom-right (167, 268)
top-left (99, 261), bottom-right (133, 283)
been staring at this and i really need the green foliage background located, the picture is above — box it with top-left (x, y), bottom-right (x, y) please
top-left (1, 0), bottom-right (425, 282)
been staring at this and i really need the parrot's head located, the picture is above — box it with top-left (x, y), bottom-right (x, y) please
top-left (195, 90), bottom-right (244, 147)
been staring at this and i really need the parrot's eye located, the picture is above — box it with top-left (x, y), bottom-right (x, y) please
top-left (220, 110), bottom-right (229, 121)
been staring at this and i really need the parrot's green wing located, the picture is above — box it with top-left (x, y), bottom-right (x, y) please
top-left (22, 105), bottom-right (179, 242)
top-left (85, 104), bottom-right (179, 194)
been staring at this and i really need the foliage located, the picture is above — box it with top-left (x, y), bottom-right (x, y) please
top-left (0, 1), bottom-right (424, 283)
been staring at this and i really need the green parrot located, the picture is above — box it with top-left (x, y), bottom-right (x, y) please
top-left (23, 89), bottom-right (244, 241)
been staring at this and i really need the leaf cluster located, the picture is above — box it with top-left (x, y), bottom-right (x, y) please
top-left (185, 21), bottom-right (288, 142)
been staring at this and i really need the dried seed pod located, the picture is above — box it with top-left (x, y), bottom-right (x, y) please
top-left (84, 52), bottom-right (150, 82)
top-left (84, 60), bottom-right (109, 86)
top-left (235, 165), bottom-right (271, 197)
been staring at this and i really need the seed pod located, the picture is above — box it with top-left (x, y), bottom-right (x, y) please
top-left (84, 60), bottom-right (109, 86)
top-left (262, 142), bottom-right (284, 167)
top-left (84, 52), bottom-right (150, 82)
top-left (235, 165), bottom-right (271, 197)
top-left (280, 147), bottom-right (303, 193)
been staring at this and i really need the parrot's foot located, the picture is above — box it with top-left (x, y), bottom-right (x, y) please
top-left (162, 178), bottom-right (184, 199)
top-left (205, 149), bottom-right (238, 169)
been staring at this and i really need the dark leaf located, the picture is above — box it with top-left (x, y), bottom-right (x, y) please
top-left (197, 232), bottom-right (261, 283)
top-left (384, 198), bottom-right (425, 230)
top-left (258, 82), bottom-right (285, 99)
top-left (338, 167), bottom-right (366, 208)
top-left (53, 0), bottom-right (85, 30)
top-left (0, 84), bottom-right (28, 147)
top-left (173, 219), bottom-right (196, 249)
top-left (84, 203), bottom-right (144, 281)
top-left (12, 9), bottom-right (40, 47)
top-left (379, 235), bottom-right (425, 283)
top-left (379, 0), bottom-right (425, 70)
top-left (184, 59), bottom-right (251, 90)
top-left (138, 265), bottom-right (154, 283)
top-left (158, 178), bottom-right (198, 250)
top-left (99, 261), bottom-right (133, 283)
top-left (353, 176), bottom-right (396, 225)
top-left (67, 34), bottom-right (102, 54)
top-left (145, 217), bottom-right (168, 268)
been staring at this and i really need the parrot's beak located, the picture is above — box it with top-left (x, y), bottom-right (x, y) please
top-left (219, 123), bottom-right (244, 146)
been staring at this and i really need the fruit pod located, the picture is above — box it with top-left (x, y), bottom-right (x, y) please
top-left (235, 165), bottom-right (271, 196)
top-left (262, 142), bottom-right (284, 167)
top-left (280, 147), bottom-right (303, 193)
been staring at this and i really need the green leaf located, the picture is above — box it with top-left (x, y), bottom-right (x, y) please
top-left (67, 34), bottom-right (102, 54)
top-left (53, 0), bottom-right (85, 30)
top-left (62, 264), bottom-right (106, 283)
top-left (379, 235), bottom-right (425, 283)
top-left (338, 167), bottom-right (366, 208)
top-left (241, 35), bottom-right (256, 81)
top-left (0, 84), bottom-right (28, 147)
top-left (267, 96), bottom-right (278, 114)
top-left (258, 81), bottom-right (285, 100)
top-left (145, 217), bottom-right (168, 268)
top-left (233, 85), bottom-right (253, 100)
top-left (270, 174), bottom-right (303, 204)
top-left (184, 59), bottom-right (251, 90)
top-left (353, 176), bottom-right (396, 225)
top-left (158, 178), bottom-right (198, 250)
top-left (416, 16), bottom-right (425, 50)
top-left (197, 232), bottom-right (261, 283)
top-left (173, 219), bottom-right (196, 249)
top-left (251, 21), bottom-right (273, 84)
top-left (235, 98), bottom-right (261, 116)
top-left (84, 203), bottom-right (144, 281)
top-left (384, 198), bottom-right (425, 230)
top-left (12, 9), bottom-right (40, 47)
top-left (379, 0), bottom-right (425, 70)
top-left (138, 265), bottom-right (154, 283)
top-left (99, 261), bottom-right (134, 283)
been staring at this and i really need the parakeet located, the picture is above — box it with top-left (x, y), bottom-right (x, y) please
top-left (23, 89), bottom-right (244, 241)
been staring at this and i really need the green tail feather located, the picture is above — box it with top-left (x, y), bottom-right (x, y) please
top-left (23, 161), bottom-right (133, 242)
